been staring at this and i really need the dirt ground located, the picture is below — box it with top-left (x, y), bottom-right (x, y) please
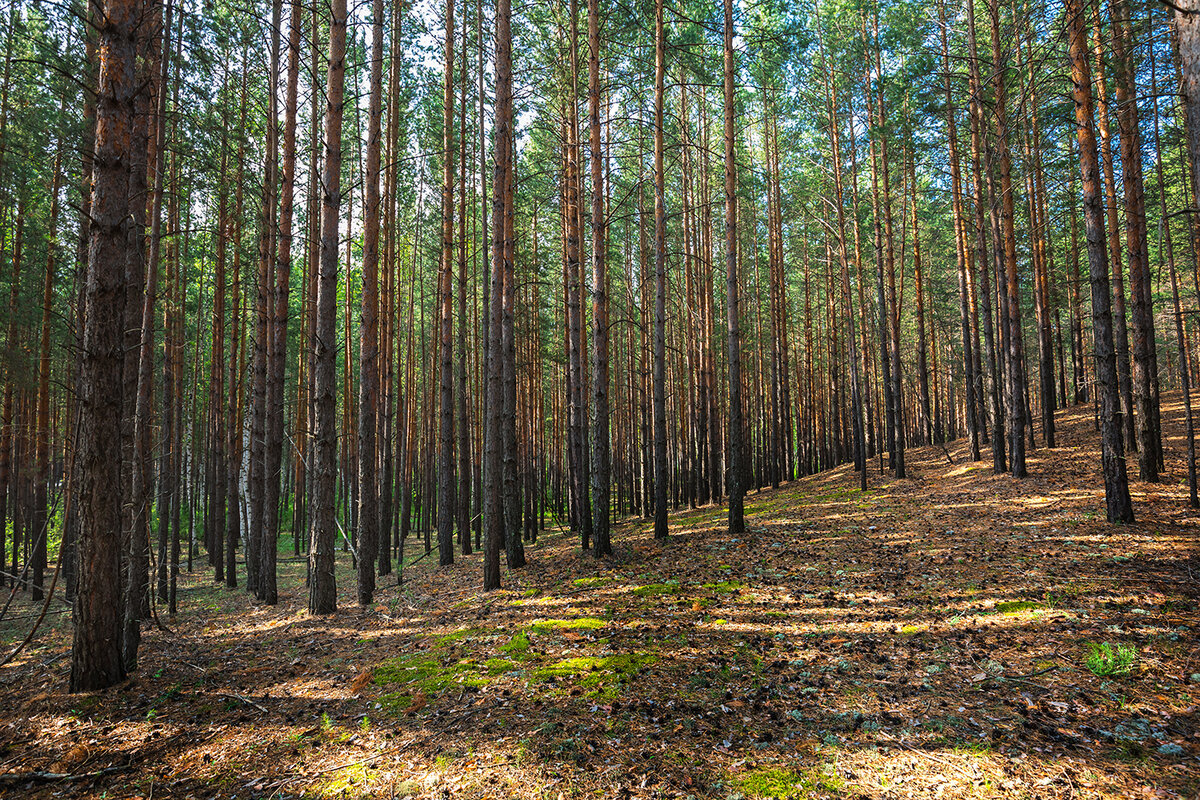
top-left (0, 397), bottom-right (1197, 799)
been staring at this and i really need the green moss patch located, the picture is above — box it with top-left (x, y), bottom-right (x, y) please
top-left (702, 580), bottom-right (743, 594)
top-left (434, 627), bottom-right (482, 647)
top-left (315, 763), bottom-right (380, 797)
top-left (573, 576), bottom-right (612, 587)
top-left (530, 617), bottom-right (606, 633)
top-left (484, 658), bottom-right (516, 675)
top-left (500, 631), bottom-right (531, 656)
top-left (532, 653), bottom-right (656, 698)
top-left (993, 600), bottom-right (1045, 615)
top-left (731, 766), bottom-right (843, 799)
top-left (372, 653), bottom-right (490, 711)
top-left (632, 581), bottom-right (682, 597)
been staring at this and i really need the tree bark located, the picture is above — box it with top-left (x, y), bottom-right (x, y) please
top-left (587, 0), bottom-right (611, 557)
top-left (357, 0), bottom-right (384, 601)
top-left (72, 0), bottom-right (140, 692)
top-left (309, 0), bottom-right (347, 614)
top-left (1111, 0), bottom-right (1159, 480)
top-left (724, 0), bottom-right (745, 532)
top-left (1067, 0), bottom-right (1133, 523)
top-left (652, 0), bottom-right (668, 541)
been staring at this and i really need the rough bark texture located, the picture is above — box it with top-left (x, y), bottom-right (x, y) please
top-left (264, 0), bottom-right (301, 606)
top-left (483, 0), bottom-right (512, 590)
top-left (652, 0), bottom-right (668, 541)
top-left (1111, 0), bottom-right (1159, 481)
top-left (1067, 0), bottom-right (1133, 523)
top-left (309, 0), bottom-right (347, 614)
top-left (437, 0), bottom-right (456, 568)
top-left (359, 0), bottom-right (383, 602)
top-left (987, 0), bottom-right (1027, 478)
top-left (587, 0), bottom-right (611, 557)
top-left (72, 0), bottom-right (139, 692)
top-left (724, 0), bottom-right (745, 533)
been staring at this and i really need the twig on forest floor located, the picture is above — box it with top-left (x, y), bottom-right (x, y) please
top-left (876, 732), bottom-right (977, 782)
top-left (309, 733), bottom-right (433, 775)
top-left (0, 764), bottom-right (130, 784)
top-left (218, 692), bottom-right (269, 713)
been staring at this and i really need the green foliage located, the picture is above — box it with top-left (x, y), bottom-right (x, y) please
top-left (993, 600), bottom-right (1045, 614)
top-left (484, 658), bottom-right (515, 675)
top-left (530, 617), bottom-right (606, 632)
top-left (434, 628), bottom-right (482, 646)
top-left (1085, 642), bottom-right (1138, 677)
top-left (372, 652), bottom-right (491, 711)
top-left (500, 631), bottom-right (531, 656)
top-left (730, 765), bottom-right (844, 799)
top-left (632, 581), bottom-right (682, 597)
top-left (531, 653), bottom-right (656, 699)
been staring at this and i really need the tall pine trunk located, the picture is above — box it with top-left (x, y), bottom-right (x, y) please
top-left (309, 0), bottom-right (347, 614)
top-left (1067, 0), bottom-right (1133, 523)
top-left (72, 0), bottom-right (139, 692)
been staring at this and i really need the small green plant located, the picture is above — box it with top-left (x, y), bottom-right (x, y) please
top-left (529, 617), bottom-right (605, 632)
top-left (359, 715), bottom-right (371, 733)
top-left (500, 630), bottom-right (531, 656)
top-left (632, 581), bottom-right (681, 597)
top-left (993, 600), bottom-right (1045, 614)
top-left (731, 765), bottom-right (844, 799)
top-left (319, 711), bottom-right (333, 733)
top-left (1085, 642), bottom-right (1138, 677)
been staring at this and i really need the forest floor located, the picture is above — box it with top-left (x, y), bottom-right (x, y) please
top-left (1, 398), bottom-right (1199, 800)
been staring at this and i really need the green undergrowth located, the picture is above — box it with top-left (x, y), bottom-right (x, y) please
top-left (373, 653), bottom-right (489, 712)
top-left (312, 763), bottom-right (381, 798)
top-left (530, 617), bottom-right (606, 633)
top-left (730, 765), bottom-right (844, 799)
top-left (702, 580), bottom-right (744, 594)
top-left (992, 600), bottom-right (1045, 615)
top-left (500, 631), bottom-right (532, 657)
top-left (532, 653), bottom-right (656, 699)
top-left (1085, 641), bottom-right (1138, 677)
top-left (484, 658), bottom-right (517, 675)
top-left (632, 580), bottom-right (682, 597)
top-left (434, 627), bottom-right (483, 646)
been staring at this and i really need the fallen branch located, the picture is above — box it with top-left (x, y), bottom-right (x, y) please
top-left (0, 764), bottom-right (130, 784)
top-left (218, 693), bottom-right (269, 713)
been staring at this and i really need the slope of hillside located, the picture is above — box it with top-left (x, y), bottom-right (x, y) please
top-left (1, 398), bottom-right (1197, 799)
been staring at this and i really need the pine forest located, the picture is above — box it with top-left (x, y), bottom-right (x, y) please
top-left (0, 0), bottom-right (1199, 795)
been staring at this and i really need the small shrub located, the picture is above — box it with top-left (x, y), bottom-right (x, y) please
top-left (1085, 642), bottom-right (1137, 677)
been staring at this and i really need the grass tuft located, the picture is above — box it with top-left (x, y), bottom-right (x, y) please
top-left (1084, 641), bottom-right (1138, 677)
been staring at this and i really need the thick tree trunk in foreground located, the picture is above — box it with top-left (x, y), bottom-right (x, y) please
top-left (987, 0), bottom-right (1027, 477)
top-left (72, 0), bottom-right (140, 692)
top-left (1180, 0), bottom-right (1200, 219)
top-left (263, 0), bottom-right (301, 606)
